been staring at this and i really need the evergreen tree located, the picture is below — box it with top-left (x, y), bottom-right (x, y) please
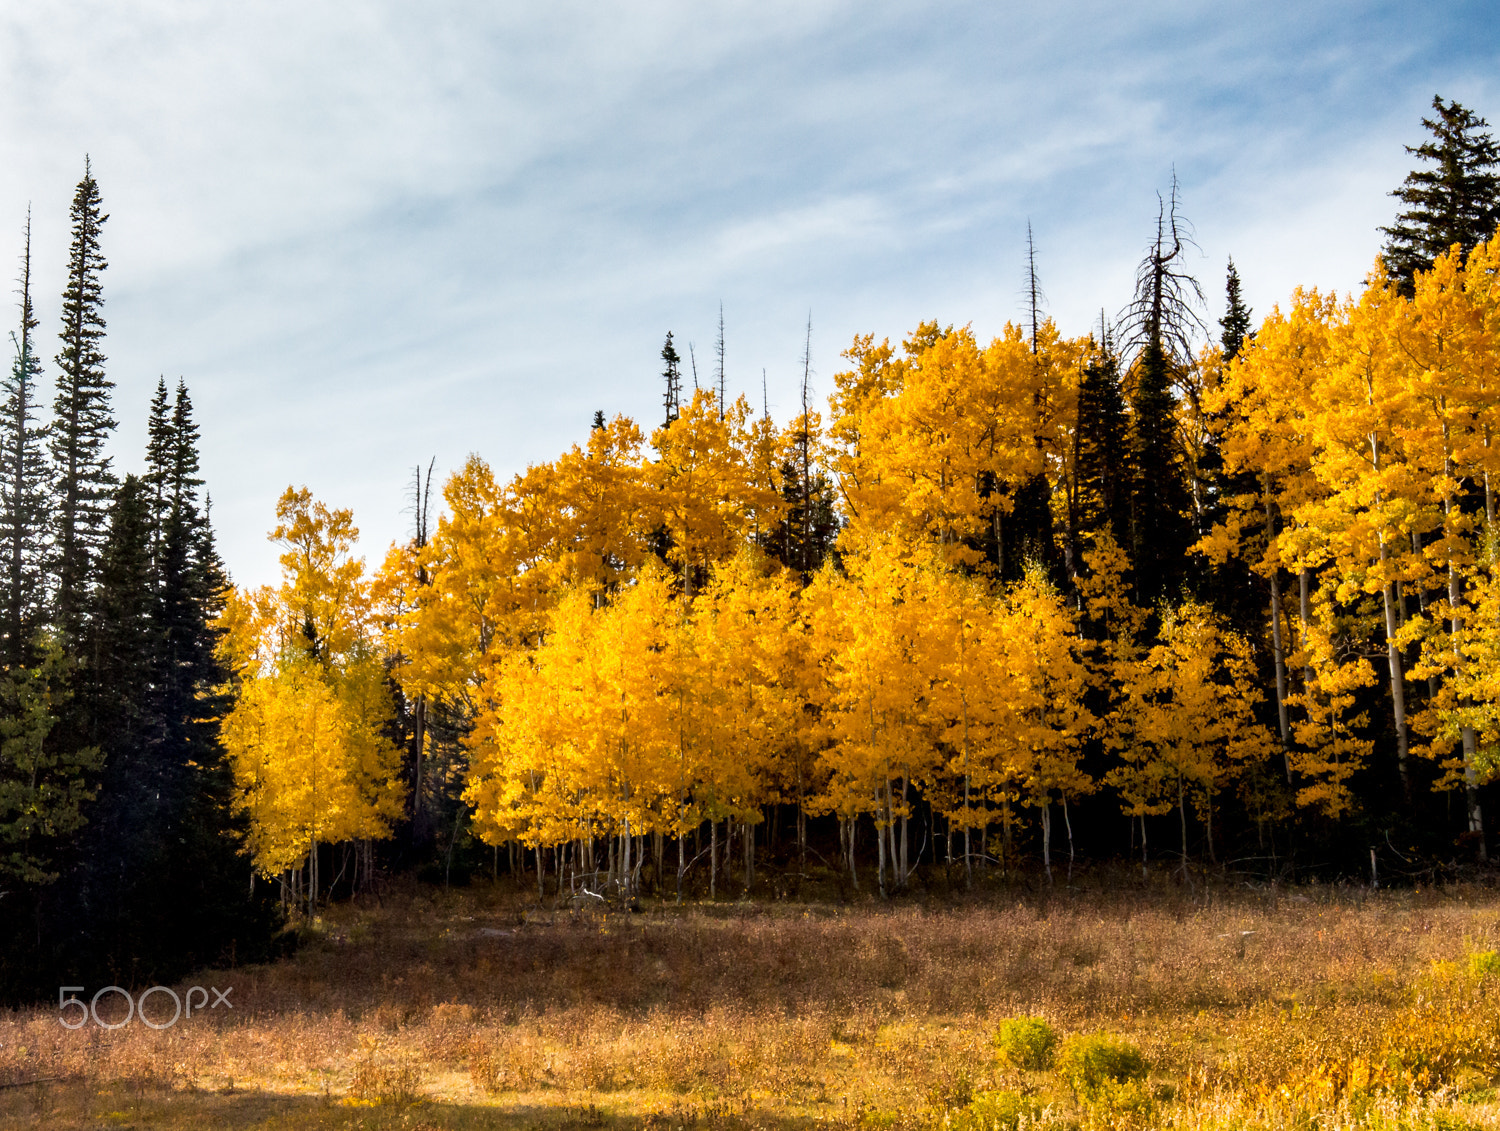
top-left (71, 476), bottom-right (165, 965)
top-left (49, 159), bottom-right (116, 645)
top-left (61, 387), bottom-right (278, 984)
top-left (1220, 258), bottom-right (1253, 360)
top-left (0, 213), bottom-right (51, 663)
top-left (661, 332), bottom-right (682, 426)
top-left (143, 377), bottom-right (172, 559)
top-left (1381, 96), bottom-right (1500, 296)
top-left (1120, 179), bottom-right (1203, 603)
top-left (1074, 328), bottom-right (1132, 556)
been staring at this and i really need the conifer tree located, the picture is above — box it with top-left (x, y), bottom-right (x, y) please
top-left (1381, 96), bottom-right (1500, 296)
top-left (49, 159), bottom-right (116, 644)
top-left (1120, 179), bottom-right (1203, 602)
top-left (0, 213), bottom-right (51, 663)
top-left (1073, 327), bottom-right (1132, 556)
top-left (143, 377), bottom-right (172, 558)
top-left (661, 332), bottom-right (682, 426)
top-left (1220, 258), bottom-right (1252, 360)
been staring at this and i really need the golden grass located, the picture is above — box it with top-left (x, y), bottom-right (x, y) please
top-left (2, 878), bottom-right (1499, 1129)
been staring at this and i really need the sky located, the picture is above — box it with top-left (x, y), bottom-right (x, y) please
top-left (1, 1), bottom-right (1498, 588)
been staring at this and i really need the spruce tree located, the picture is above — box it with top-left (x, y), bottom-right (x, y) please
top-left (1074, 328), bottom-right (1132, 555)
top-left (64, 387), bottom-right (277, 983)
top-left (0, 213), bottom-right (51, 663)
top-left (1220, 258), bottom-right (1253, 360)
top-left (661, 332), bottom-right (682, 426)
top-left (1119, 179), bottom-right (1203, 602)
top-left (49, 159), bottom-right (116, 644)
top-left (1381, 96), bottom-right (1500, 296)
top-left (143, 377), bottom-right (172, 559)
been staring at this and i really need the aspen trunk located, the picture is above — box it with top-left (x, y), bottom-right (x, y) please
top-left (1178, 776), bottom-right (1190, 879)
top-left (1445, 487), bottom-right (1488, 861)
top-left (963, 774), bottom-right (972, 889)
top-left (1041, 801), bottom-right (1052, 885)
top-left (1380, 565), bottom-right (1412, 800)
top-left (1369, 430), bottom-right (1411, 800)
top-left (1265, 497), bottom-right (1291, 778)
top-left (1062, 795), bottom-right (1075, 883)
top-left (1300, 566), bottom-right (1313, 689)
top-left (710, 820), bottom-right (718, 900)
top-left (899, 776), bottom-right (909, 887)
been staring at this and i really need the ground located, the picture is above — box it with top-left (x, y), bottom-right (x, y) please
top-left (2, 875), bottom-right (1499, 1129)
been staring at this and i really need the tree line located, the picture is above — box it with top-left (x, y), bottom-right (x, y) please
top-left (0, 162), bottom-right (278, 1001)
top-left (218, 97), bottom-right (1500, 904)
top-left (1, 97), bottom-right (1497, 996)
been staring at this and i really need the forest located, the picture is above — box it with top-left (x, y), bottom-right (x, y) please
top-left (2, 97), bottom-right (1500, 999)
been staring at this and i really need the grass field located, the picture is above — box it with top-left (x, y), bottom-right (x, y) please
top-left (2, 876), bottom-right (1499, 1130)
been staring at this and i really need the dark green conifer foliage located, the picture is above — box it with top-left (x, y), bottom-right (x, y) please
top-left (50, 160), bottom-right (116, 645)
top-left (661, 332), bottom-right (682, 426)
top-left (72, 476), bottom-right (165, 966)
top-left (61, 387), bottom-right (277, 986)
top-left (1381, 96), bottom-right (1500, 296)
top-left (1120, 180), bottom-right (1203, 603)
top-left (765, 461), bottom-right (839, 582)
top-left (1003, 223), bottom-right (1061, 583)
top-left (143, 377), bottom-right (172, 555)
top-left (1219, 258), bottom-right (1253, 360)
top-left (1074, 329), bottom-right (1132, 555)
top-left (0, 213), bottom-right (51, 663)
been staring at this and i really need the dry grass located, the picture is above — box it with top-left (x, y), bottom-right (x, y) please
top-left (2, 877), bottom-right (1499, 1129)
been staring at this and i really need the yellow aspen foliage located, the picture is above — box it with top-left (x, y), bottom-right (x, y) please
top-left (1108, 600), bottom-right (1272, 863)
top-left (1286, 577), bottom-right (1375, 816)
top-left (804, 532), bottom-right (938, 892)
top-left (552, 414), bottom-right (649, 591)
top-left (829, 323), bottom-right (1042, 563)
top-left (647, 390), bottom-right (781, 592)
top-left (464, 567), bottom-right (678, 853)
top-left (389, 455), bottom-right (560, 710)
top-left (993, 564), bottom-right (1096, 871)
top-left (218, 488), bottom-right (405, 883)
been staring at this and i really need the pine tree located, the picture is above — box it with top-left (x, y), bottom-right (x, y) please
top-left (1381, 96), bottom-right (1500, 296)
top-left (1220, 258), bottom-right (1253, 360)
top-left (50, 159), bottom-right (116, 644)
top-left (142, 377), bottom-right (172, 560)
top-left (661, 332), bottom-right (682, 426)
top-left (0, 213), bottom-right (51, 663)
top-left (1120, 179), bottom-right (1203, 602)
top-left (1074, 327), bottom-right (1132, 555)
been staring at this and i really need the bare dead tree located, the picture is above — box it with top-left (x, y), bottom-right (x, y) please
top-left (1118, 172), bottom-right (1208, 365)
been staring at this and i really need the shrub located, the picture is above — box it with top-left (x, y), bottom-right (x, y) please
top-left (1466, 949), bottom-right (1500, 979)
top-left (951, 1089), bottom-right (1041, 1131)
top-left (994, 1017), bottom-right (1058, 1071)
top-left (1055, 1033), bottom-right (1147, 1101)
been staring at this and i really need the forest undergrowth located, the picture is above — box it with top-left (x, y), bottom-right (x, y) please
top-left (2, 875), bottom-right (1499, 1130)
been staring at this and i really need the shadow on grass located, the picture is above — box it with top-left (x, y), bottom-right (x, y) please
top-left (0, 1082), bottom-right (832, 1130)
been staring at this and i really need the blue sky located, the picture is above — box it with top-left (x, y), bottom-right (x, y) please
top-left (2, 1), bottom-right (1497, 587)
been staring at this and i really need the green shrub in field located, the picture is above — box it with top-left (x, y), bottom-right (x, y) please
top-left (1466, 949), bottom-right (1500, 979)
top-left (1055, 1033), bottom-right (1147, 1101)
top-left (951, 1089), bottom-right (1041, 1131)
top-left (994, 1017), bottom-right (1058, 1071)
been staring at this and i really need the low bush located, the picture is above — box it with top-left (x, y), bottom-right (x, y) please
top-left (1055, 1033), bottom-right (1146, 1101)
top-left (951, 1089), bottom-right (1042, 1131)
top-left (993, 1017), bottom-right (1058, 1071)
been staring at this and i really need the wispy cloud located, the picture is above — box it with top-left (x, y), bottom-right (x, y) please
top-left (1, 1), bottom-right (1496, 583)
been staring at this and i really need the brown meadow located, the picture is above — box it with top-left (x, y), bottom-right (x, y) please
top-left (1, 877), bottom-right (1498, 1129)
